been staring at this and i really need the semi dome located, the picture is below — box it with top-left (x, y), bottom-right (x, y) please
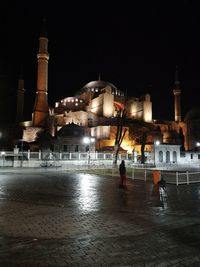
top-left (184, 107), bottom-right (200, 122)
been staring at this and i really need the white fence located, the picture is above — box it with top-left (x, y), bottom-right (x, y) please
top-left (161, 171), bottom-right (200, 185)
top-left (0, 151), bottom-right (129, 168)
top-left (129, 169), bottom-right (200, 186)
top-left (1, 151), bottom-right (200, 185)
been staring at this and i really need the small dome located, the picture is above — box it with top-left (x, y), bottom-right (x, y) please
top-left (57, 123), bottom-right (86, 137)
top-left (185, 107), bottom-right (200, 121)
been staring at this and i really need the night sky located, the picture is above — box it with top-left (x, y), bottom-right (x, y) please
top-left (0, 1), bottom-right (200, 121)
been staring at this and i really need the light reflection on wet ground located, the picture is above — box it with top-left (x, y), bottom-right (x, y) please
top-left (0, 169), bottom-right (200, 266)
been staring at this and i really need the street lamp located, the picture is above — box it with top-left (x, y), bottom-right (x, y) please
top-left (83, 137), bottom-right (95, 165)
top-left (154, 140), bottom-right (160, 166)
top-left (196, 142), bottom-right (200, 151)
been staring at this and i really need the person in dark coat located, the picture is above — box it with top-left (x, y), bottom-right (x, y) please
top-left (119, 160), bottom-right (127, 188)
top-left (158, 176), bottom-right (166, 190)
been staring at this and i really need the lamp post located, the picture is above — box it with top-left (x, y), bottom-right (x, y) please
top-left (1, 151), bottom-right (5, 167)
top-left (83, 136), bottom-right (95, 165)
top-left (20, 139), bottom-right (24, 167)
top-left (83, 137), bottom-right (95, 165)
top-left (154, 140), bottom-right (160, 166)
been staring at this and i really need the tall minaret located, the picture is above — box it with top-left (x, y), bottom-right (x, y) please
top-left (33, 18), bottom-right (49, 126)
top-left (16, 65), bottom-right (25, 123)
top-left (173, 65), bottom-right (181, 122)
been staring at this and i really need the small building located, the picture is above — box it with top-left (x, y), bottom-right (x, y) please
top-left (54, 122), bottom-right (95, 153)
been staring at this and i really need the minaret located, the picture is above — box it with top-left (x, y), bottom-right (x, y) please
top-left (33, 18), bottom-right (49, 126)
top-left (16, 65), bottom-right (25, 123)
top-left (173, 65), bottom-right (181, 122)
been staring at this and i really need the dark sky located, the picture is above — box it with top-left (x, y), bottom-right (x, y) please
top-left (1, 1), bottom-right (200, 121)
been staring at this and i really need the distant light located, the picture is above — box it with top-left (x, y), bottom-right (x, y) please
top-left (83, 137), bottom-right (95, 144)
top-left (1, 151), bottom-right (5, 156)
top-left (83, 137), bottom-right (90, 144)
top-left (197, 142), bottom-right (200, 147)
top-left (155, 140), bottom-right (160, 146)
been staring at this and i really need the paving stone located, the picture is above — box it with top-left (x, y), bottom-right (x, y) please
top-left (0, 169), bottom-right (200, 266)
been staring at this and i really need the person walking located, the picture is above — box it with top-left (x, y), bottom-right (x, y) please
top-left (119, 160), bottom-right (127, 188)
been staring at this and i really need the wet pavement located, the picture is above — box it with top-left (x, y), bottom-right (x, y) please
top-left (0, 168), bottom-right (200, 266)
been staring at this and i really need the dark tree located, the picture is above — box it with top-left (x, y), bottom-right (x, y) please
top-left (179, 127), bottom-right (185, 151)
top-left (113, 109), bottom-right (127, 166)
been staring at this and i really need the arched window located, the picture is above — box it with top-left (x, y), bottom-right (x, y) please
top-left (159, 151), bottom-right (163, 162)
top-left (166, 151), bottom-right (170, 163)
top-left (173, 151), bottom-right (177, 163)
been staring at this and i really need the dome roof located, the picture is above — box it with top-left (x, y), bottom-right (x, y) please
top-left (57, 123), bottom-right (86, 137)
top-left (184, 107), bottom-right (200, 121)
top-left (75, 80), bottom-right (124, 96)
top-left (83, 80), bottom-right (118, 90)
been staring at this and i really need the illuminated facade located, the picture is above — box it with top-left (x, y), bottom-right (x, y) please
top-left (53, 81), bottom-right (152, 127)
top-left (21, 21), bottom-right (190, 156)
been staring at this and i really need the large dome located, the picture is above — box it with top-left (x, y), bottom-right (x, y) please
top-left (75, 80), bottom-right (124, 96)
top-left (184, 107), bottom-right (200, 121)
top-left (83, 80), bottom-right (118, 90)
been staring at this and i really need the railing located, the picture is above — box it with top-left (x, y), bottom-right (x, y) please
top-left (0, 151), bottom-right (129, 161)
top-left (129, 169), bottom-right (200, 186)
top-left (1, 151), bottom-right (200, 185)
top-left (0, 151), bottom-right (130, 168)
top-left (162, 171), bottom-right (200, 185)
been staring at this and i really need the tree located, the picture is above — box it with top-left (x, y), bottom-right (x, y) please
top-left (36, 129), bottom-right (54, 151)
top-left (113, 109), bottom-right (127, 166)
top-left (179, 127), bottom-right (185, 151)
top-left (129, 120), bottom-right (157, 164)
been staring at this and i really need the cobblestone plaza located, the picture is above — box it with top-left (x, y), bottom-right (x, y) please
top-left (0, 168), bottom-right (200, 266)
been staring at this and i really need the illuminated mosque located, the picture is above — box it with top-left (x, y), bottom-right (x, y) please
top-left (16, 20), bottom-right (199, 161)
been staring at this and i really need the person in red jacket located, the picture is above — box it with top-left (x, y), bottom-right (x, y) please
top-left (119, 160), bottom-right (127, 188)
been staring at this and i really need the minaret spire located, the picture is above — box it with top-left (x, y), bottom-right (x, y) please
top-left (33, 18), bottom-right (49, 126)
top-left (175, 64), bottom-right (180, 84)
top-left (40, 17), bottom-right (47, 38)
top-left (16, 65), bottom-right (25, 123)
top-left (173, 65), bottom-right (181, 122)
